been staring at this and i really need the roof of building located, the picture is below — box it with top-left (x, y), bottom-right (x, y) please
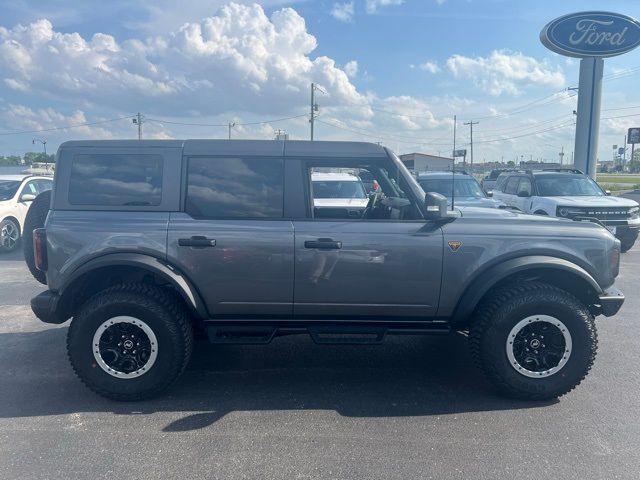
top-left (399, 152), bottom-right (453, 161)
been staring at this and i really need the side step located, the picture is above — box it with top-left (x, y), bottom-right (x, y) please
top-left (205, 323), bottom-right (450, 345)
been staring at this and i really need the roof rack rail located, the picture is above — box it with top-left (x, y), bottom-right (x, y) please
top-left (541, 168), bottom-right (584, 174)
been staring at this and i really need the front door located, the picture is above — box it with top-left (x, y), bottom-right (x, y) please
top-left (293, 158), bottom-right (443, 318)
top-left (167, 156), bottom-right (294, 317)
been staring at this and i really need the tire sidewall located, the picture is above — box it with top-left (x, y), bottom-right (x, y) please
top-left (481, 291), bottom-right (595, 398)
top-left (69, 292), bottom-right (187, 397)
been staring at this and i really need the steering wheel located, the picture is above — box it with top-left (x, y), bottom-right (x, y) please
top-left (361, 192), bottom-right (381, 219)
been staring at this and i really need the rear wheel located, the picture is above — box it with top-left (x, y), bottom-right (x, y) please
top-left (67, 284), bottom-right (193, 401)
top-left (469, 282), bottom-right (597, 400)
top-left (0, 218), bottom-right (20, 252)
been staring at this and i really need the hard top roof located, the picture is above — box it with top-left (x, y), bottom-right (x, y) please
top-left (417, 171), bottom-right (471, 177)
top-left (59, 139), bottom-right (389, 158)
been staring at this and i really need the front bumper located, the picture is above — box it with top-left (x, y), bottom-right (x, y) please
top-left (598, 286), bottom-right (625, 317)
top-left (31, 290), bottom-right (66, 324)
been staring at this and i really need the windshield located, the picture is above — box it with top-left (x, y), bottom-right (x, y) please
top-left (0, 181), bottom-right (20, 201)
top-left (536, 176), bottom-right (605, 196)
top-left (419, 177), bottom-right (485, 199)
top-left (312, 180), bottom-right (367, 199)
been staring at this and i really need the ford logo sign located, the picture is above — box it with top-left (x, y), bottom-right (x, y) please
top-left (541, 11), bottom-right (640, 57)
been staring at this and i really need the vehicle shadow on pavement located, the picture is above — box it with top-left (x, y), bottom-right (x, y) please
top-left (0, 249), bottom-right (24, 261)
top-left (0, 327), bottom-right (556, 430)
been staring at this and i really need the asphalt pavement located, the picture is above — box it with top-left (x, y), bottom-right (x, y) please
top-left (0, 243), bottom-right (639, 480)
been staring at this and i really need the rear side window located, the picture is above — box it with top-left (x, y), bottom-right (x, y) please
top-left (186, 157), bottom-right (284, 219)
top-left (68, 154), bottom-right (163, 206)
top-left (504, 176), bottom-right (520, 195)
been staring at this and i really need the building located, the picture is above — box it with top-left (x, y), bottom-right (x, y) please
top-left (399, 153), bottom-right (453, 172)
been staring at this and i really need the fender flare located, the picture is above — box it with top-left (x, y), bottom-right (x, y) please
top-left (452, 255), bottom-right (602, 325)
top-left (59, 252), bottom-right (208, 319)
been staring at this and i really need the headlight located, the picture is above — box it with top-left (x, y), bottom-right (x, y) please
top-left (556, 206), bottom-right (583, 218)
top-left (629, 206), bottom-right (639, 219)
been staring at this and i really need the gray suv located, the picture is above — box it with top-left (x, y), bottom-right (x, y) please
top-left (28, 140), bottom-right (624, 401)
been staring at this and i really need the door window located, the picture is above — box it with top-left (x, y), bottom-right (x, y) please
top-left (306, 161), bottom-right (421, 221)
top-left (21, 181), bottom-right (39, 196)
top-left (185, 157), bottom-right (284, 219)
top-left (517, 178), bottom-right (532, 196)
top-left (504, 177), bottom-right (520, 195)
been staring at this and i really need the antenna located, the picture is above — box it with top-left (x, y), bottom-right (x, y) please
top-left (451, 115), bottom-right (456, 210)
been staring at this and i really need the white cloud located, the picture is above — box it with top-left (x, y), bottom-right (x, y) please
top-left (365, 0), bottom-right (404, 14)
top-left (417, 61), bottom-right (440, 74)
top-left (445, 50), bottom-right (565, 96)
top-left (0, 4), bottom-right (366, 117)
top-left (344, 60), bottom-right (358, 78)
top-left (331, 2), bottom-right (355, 22)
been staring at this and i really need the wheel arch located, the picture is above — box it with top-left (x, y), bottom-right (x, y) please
top-left (452, 255), bottom-right (602, 327)
top-left (57, 253), bottom-right (208, 321)
top-left (1, 215), bottom-right (21, 231)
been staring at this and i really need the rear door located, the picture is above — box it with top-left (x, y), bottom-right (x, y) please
top-left (292, 157), bottom-right (443, 318)
top-left (167, 154), bottom-right (294, 317)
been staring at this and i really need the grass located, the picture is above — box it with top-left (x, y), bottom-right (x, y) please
top-left (597, 174), bottom-right (640, 184)
top-left (598, 183), bottom-right (640, 192)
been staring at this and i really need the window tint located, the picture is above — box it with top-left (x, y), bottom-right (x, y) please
top-left (517, 178), bottom-right (532, 196)
top-left (69, 154), bottom-right (163, 206)
top-left (504, 177), bottom-right (520, 195)
top-left (186, 157), bottom-right (284, 219)
top-left (36, 179), bottom-right (53, 193)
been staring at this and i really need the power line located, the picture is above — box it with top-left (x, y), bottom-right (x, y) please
top-left (145, 113), bottom-right (308, 127)
top-left (0, 115), bottom-right (134, 136)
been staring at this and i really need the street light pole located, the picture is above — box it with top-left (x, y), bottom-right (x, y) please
top-left (32, 138), bottom-right (47, 169)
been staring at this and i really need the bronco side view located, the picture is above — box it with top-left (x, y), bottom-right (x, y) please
top-left (28, 140), bottom-right (624, 401)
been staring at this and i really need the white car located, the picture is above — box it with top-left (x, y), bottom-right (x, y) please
top-left (493, 169), bottom-right (640, 252)
top-left (311, 172), bottom-right (369, 219)
top-left (0, 174), bottom-right (53, 252)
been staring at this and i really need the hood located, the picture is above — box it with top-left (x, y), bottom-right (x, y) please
top-left (313, 198), bottom-right (369, 208)
top-left (450, 197), bottom-right (505, 209)
top-left (550, 195), bottom-right (638, 207)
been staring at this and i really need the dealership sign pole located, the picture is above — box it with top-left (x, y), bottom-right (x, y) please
top-left (541, 12), bottom-right (640, 179)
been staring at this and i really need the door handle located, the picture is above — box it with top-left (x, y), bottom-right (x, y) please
top-left (304, 238), bottom-right (342, 250)
top-left (178, 236), bottom-right (216, 248)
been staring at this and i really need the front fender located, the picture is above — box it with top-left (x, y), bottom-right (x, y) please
top-left (451, 255), bottom-right (602, 325)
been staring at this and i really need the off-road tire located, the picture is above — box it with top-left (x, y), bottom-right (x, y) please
top-left (67, 284), bottom-right (193, 401)
top-left (23, 190), bottom-right (51, 284)
top-left (620, 235), bottom-right (637, 253)
top-left (469, 282), bottom-right (597, 400)
top-left (0, 217), bottom-right (20, 253)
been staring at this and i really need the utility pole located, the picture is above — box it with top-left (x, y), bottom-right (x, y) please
top-left (309, 83), bottom-right (325, 141)
top-left (452, 114), bottom-right (456, 168)
top-left (228, 122), bottom-right (236, 140)
top-left (559, 146), bottom-right (564, 166)
top-left (132, 113), bottom-right (144, 140)
top-left (463, 120), bottom-right (478, 172)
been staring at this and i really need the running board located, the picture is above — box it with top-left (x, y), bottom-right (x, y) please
top-left (205, 323), bottom-right (450, 345)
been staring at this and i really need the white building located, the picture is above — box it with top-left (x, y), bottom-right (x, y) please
top-left (399, 153), bottom-right (453, 172)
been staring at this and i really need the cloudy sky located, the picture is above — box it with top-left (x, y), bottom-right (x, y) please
top-left (0, 0), bottom-right (639, 163)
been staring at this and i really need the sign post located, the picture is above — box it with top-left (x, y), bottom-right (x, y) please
top-left (629, 128), bottom-right (640, 165)
top-left (540, 12), bottom-right (640, 179)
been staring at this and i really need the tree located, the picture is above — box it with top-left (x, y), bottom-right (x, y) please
top-left (507, 160), bottom-right (515, 167)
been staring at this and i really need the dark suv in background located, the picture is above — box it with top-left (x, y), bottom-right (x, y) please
top-left (26, 140), bottom-right (624, 402)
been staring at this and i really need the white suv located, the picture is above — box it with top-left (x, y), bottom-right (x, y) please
top-left (0, 174), bottom-right (53, 252)
top-left (493, 169), bottom-right (640, 252)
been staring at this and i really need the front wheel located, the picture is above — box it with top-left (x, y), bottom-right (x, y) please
top-left (67, 284), bottom-right (193, 401)
top-left (469, 282), bottom-right (597, 400)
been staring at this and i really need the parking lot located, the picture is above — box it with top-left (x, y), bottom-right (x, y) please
top-left (0, 238), bottom-right (639, 479)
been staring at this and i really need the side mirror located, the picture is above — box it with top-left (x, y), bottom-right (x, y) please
top-left (20, 193), bottom-right (36, 202)
top-left (605, 190), bottom-right (611, 196)
top-left (517, 190), bottom-right (530, 198)
top-left (486, 190), bottom-right (494, 197)
top-left (424, 192), bottom-right (447, 220)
